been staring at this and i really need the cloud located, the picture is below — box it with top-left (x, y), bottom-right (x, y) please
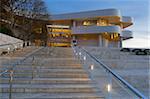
top-left (123, 35), bottom-right (150, 48)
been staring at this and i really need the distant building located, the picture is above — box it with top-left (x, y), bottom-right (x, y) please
top-left (47, 9), bottom-right (133, 47)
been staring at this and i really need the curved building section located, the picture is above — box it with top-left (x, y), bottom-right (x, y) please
top-left (122, 16), bottom-right (133, 23)
top-left (51, 9), bottom-right (121, 20)
top-left (47, 9), bottom-right (133, 47)
top-left (121, 30), bottom-right (133, 40)
top-left (72, 26), bottom-right (121, 34)
top-left (121, 16), bottom-right (133, 28)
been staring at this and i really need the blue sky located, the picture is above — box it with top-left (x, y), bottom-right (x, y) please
top-left (44, 0), bottom-right (149, 48)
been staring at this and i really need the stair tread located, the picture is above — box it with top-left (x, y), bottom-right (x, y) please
top-left (0, 78), bottom-right (90, 81)
top-left (0, 84), bottom-right (95, 88)
top-left (0, 93), bottom-right (104, 99)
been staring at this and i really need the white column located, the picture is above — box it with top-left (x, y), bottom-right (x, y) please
top-left (104, 39), bottom-right (109, 47)
top-left (99, 35), bottom-right (102, 47)
top-left (72, 36), bottom-right (76, 40)
top-left (73, 21), bottom-right (76, 28)
top-left (119, 38), bottom-right (123, 48)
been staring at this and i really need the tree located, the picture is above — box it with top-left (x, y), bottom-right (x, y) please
top-left (23, 0), bottom-right (49, 41)
top-left (0, 0), bottom-right (49, 43)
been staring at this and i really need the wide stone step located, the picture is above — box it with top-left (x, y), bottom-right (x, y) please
top-left (0, 65), bottom-right (83, 70)
top-left (1, 72), bottom-right (88, 78)
top-left (36, 69), bottom-right (86, 73)
top-left (39, 64), bottom-right (82, 66)
top-left (0, 84), bottom-right (96, 93)
top-left (14, 63), bottom-right (82, 67)
top-left (0, 93), bottom-right (104, 99)
top-left (0, 68), bottom-right (85, 74)
top-left (0, 78), bottom-right (91, 84)
top-left (36, 73), bottom-right (88, 78)
top-left (36, 66), bottom-right (82, 69)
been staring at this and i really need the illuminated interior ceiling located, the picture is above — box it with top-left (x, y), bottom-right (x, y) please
top-left (47, 24), bottom-right (71, 36)
top-left (101, 32), bottom-right (120, 41)
top-left (51, 28), bottom-right (71, 33)
top-left (47, 25), bottom-right (72, 47)
top-left (47, 42), bottom-right (70, 47)
top-left (49, 20), bottom-right (72, 25)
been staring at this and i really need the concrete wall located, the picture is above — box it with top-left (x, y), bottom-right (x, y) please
top-left (83, 47), bottom-right (149, 97)
top-left (0, 33), bottom-right (24, 54)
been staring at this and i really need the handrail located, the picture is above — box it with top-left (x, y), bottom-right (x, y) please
top-left (0, 47), bottom-right (43, 77)
top-left (0, 46), bottom-right (44, 99)
top-left (0, 42), bottom-right (23, 47)
top-left (74, 46), bottom-right (147, 99)
top-left (0, 70), bottom-right (9, 76)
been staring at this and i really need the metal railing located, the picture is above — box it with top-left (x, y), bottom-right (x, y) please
top-left (0, 47), bottom-right (43, 99)
top-left (0, 42), bottom-right (23, 47)
top-left (73, 46), bottom-right (147, 99)
top-left (0, 42), bottom-right (24, 55)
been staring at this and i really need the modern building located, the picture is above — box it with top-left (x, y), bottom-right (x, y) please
top-left (47, 9), bottom-right (133, 47)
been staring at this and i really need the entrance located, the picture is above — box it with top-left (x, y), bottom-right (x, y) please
top-left (47, 25), bottom-right (71, 47)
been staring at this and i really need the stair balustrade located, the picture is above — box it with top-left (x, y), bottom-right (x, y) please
top-left (0, 47), bottom-right (43, 99)
top-left (72, 46), bottom-right (147, 99)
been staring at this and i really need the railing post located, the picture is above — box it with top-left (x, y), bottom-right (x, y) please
top-left (9, 69), bottom-right (13, 99)
top-left (107, 72), bottom-right (112, 99)
top-left (32, 56), bottom-right (35, 79)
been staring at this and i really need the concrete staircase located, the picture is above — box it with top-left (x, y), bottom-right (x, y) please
top-left (0, 47), bottom-right (104, 99)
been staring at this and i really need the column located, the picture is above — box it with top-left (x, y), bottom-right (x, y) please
top-left (99, 35), bottom-right (102, 47)
top-left (73, 21), bottom-right (76, 28)
top-left (104, 39), bottom-right (109, 48)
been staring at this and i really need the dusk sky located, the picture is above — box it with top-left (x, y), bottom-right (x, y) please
top-left (44, 0), bottom-right (149, 48)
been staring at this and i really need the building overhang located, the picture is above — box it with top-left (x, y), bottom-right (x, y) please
top-left (121, 30), bottom-right (133, 40)
top-left (49, 9), bottom-right (133, 29)
top-left (121, 16), bottom-right (133, 28)
top-left (50, 9), bottom-right (121, 21)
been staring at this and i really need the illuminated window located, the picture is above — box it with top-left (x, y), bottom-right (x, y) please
top-left (83, 21), bottom-right (91, 26)
top-left (83, 20), bottom-right (97, 26)
top-left (97, 19), bottom-right (108, 26)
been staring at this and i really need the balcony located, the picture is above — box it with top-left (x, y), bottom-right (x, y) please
top-left (121, 16), bottom-right (133, 28)
top-left (71, 26), bottom-right (121, 34)
top-left (121, 30), bottom-right (133, 40)
top-left (122, 16), bottom-right (133, 23)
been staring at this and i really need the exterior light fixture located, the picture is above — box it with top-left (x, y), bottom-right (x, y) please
top-left (79, 52), bottom-right (81, 55)
top-left (107, 84), bottom-right (111, 92)
top-left (83, 56), bottom-right (86, 60)
top-left (76, 53), bottom-right (78, 55)
top-left (15, 45), bottom-right (17, 49)
top-left (7, 47), bottom-right (10, 51)
top-left (66, 35), bottom-right (68, 38)
top-left (90, 64), bottom-right (94, 70)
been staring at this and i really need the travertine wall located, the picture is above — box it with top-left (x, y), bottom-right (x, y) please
top-left (84, 47), bottom-right (149, 97)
